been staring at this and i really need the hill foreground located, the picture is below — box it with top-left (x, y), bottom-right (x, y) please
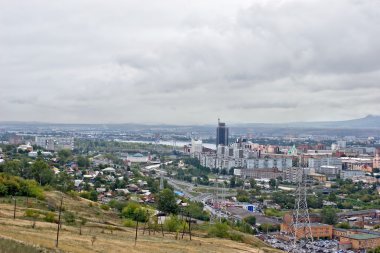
top-left (0, 191), bottom-right (281, 253)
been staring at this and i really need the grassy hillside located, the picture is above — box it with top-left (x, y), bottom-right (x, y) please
top-left (0, 191), bottom-right (281, 253)
top-left (0, 236), bottom-right (53, 253)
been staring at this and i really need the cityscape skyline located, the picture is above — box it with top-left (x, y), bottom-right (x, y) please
top-left (1, 0), bottom-right (380, 124)
top-left (0, 1), bottom-right (380, 252)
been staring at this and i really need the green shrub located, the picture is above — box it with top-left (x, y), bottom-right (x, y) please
top-left (244, 216), bottom-right (256, 226)
top-left (183, 201), bottom-right (210, 221)
top-left (208, 222), bottom-right (229, 238)
top-left (164, 215), bottom-right (183, 232)
top-left (100, 204), bottom-right (110, 211)
top-left (229, 232), bottom-right (243, 242)
top-left (0, 173), bottom-right (44, 199)
top-left (258, 223), bottom-right (280, 232)
top-left (42, 185), bottom-right (54, 191)
top-left (79, 191), bottom-right (90, 199)
top-left (123, 219), bottom-right (136, 228)
top-left (336, 222), bottom-right (350, 229)
top-left (79, 191), bottom-right (98, 201)
top-left (63, 211), bottom-right (76, 225)
top-left (0, 184), bottom-right (8, 196)
top-left (44, 212), bottom-right (55, 223)
top-left (108, 200), bottom-right (128, 212)
top-left (0, 237), bottom-right (43, 253)
top-left (235, 221), bottom-right (255, 234)
top-left (25, 209), bottom-right (40, 219)
top-left (368, 246), bottom-right (380, 253)
top-left (67, 190), bottom-right (78, 198)
top-left (264, 208), bottom-right (284, 217)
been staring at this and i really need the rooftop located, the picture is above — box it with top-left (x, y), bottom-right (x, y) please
top-left (345, 234), bottom-right (380, 240)
top-left (294, 223), bottom-right (331, 228)
top-left (338, 209), bottom-right (378, 217)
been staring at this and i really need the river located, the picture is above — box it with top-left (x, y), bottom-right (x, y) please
top-left (117, 140), bottom-right (216, 150)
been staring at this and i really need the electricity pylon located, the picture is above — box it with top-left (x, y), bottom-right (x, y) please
top-left (289, 168), bottom-right (313, 252)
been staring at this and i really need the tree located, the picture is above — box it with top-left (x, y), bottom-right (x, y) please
top-left (2, 160), bottom-right (22, 177)
top-left (230, 176), bottom-right (236, 188)
top-left (184, 201), bottom-right (209, 221)
top-left (368, 246), bottom-right (380, 253)
top-left (272, 191), bottom-right (295, 209)
top-left (307, 195), bottom-right (323, 209)
top-left (53, 172), bottom-right (75, 192)
top-left (122, 202), bottom-right (149, 222)
top-left (77, 156), bottom-right (90, 168)
top-left (335, 222), bottom-right (350, 229)
top-left (157, 188), bottom-right (178, 214)
top-left (235, 178), bottom-right (244, 187)
top-left (89, 190), bottom-right (98, 201)
top-left (28, 158), bottom-right (54, 185)
top-left (328, 193), bottom-right (337, 202)
top-left (236, 190), bottom-right (250, 202)
top-left (249, 179), bottom-right (257, 188)
top-left (244, 216), bottom-right (256, 226)
top-left (58, 149), bottom-right (72, 164)
top-left (321, 207), bottom-right (338, 225)
top-left (79, 217), bottom-right (87, 235)
top-left (269, 179), bottom-right (277, 189)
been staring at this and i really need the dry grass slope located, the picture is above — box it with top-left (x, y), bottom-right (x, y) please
top-left (0, 191), bottom-right (282, 253)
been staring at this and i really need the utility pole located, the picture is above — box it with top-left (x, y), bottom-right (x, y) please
top-left (159, 216), bottom-right (165, 237)
top-left (56, 196), bottom-right (63, 247)
top-left (188, 212), bottom-right (192, 241)
top-left (12, 196), bottom-right (16, 219)
top-left (134, 220), bottom-right (139, 246)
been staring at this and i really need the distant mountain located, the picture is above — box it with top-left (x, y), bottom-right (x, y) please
top-left (0, 115), bottom-right (379, 130)
top-left (234, 115), bottom-right (380, 129)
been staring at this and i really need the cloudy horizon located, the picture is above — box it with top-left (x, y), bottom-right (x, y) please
top-left (1, 0), bottom-right (380, 125)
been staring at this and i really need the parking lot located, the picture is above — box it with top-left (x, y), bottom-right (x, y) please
top-left (261, 235), bottom-right (358, 253)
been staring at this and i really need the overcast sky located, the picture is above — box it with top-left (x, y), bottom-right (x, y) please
top-left (1, 0), bottom-right (379, 125)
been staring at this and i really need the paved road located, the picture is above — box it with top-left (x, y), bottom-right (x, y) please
top-left (165, 178), bottom-right (229, 219)
top-left (145, 162), bottom-right (231, 220)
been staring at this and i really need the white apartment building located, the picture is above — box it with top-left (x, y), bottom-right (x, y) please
top-left (340, 170), bottom-right (365, 180)
top-left (35, 136), bottom-right (74, 151)
top-left (308, 156), bottom-right (342, 169)
top-left (315, 165), bottom-right (341, 175)
top-left (190, 139), bottom-right (203, 154)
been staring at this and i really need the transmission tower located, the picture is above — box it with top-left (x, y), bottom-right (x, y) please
top-left (209, 174), bottom-right (220, 224)
top-left (289, 168), bottom-right (313, 252)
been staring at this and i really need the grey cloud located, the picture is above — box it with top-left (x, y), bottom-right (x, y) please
top-left (230, 101), bottom-right (299, 110)
top-left (0, 0), bottom-right (379, 124)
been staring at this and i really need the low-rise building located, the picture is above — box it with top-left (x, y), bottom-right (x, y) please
top-left (281, 222), bottom-right (333, 240)
top-left (17, 143), bottom-right (33, 152)
top-left (340, 170), bottom-right (365, 180)
top-left (315, 165), bottom-right (341, 179)
top-left (234, 168), bottom-right (284, 180)
top-left (309, 172), bottom-right (327, 182)
top-left (340, 234), bottom-right (380, 250)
